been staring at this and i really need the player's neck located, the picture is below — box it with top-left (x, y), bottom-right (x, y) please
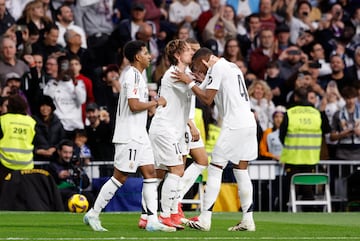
top-left (176, 62), bottom-right (187, 73)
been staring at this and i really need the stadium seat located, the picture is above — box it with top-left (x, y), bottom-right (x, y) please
top-left (181, 175), bottom-right (204, 211)
top-left (290, 173), bottom-right (332, 213)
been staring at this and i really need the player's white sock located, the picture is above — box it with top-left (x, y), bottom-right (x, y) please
top-left (142, 178), bottom-right (159, 223)
top-left (93, 176), bottom-right (122, 216)
top-left (233, 169), bottom-right (254, 221)
top-left (203, 165), bottom-right (223, 211)
top-left (140, 194), bottom-right (147, 220)
top-left (179, 163), bottom-right (206, 200)
top-left (161, 173), bottom-right (180, 217)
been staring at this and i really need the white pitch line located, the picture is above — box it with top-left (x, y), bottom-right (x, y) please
top-left (3, 238), bottom-right (360, 240)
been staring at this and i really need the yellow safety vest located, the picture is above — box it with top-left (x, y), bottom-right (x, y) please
top-left (280, 106), bottom-right (322, 165)
top-left (0, 113), bottom-right (36, 170)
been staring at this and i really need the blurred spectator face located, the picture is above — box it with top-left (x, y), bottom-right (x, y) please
top-left (0, 98), bottom-right (8, 114)
top-left (330, 55), bottom-right (345, 73)
top-left (273, 112), bottom-right (284, 128)
top-left (303, 31), bottom-right (314, 44)
top-left (33, 54), bottom-right (43, 73)
top-left (58, 144), bottom-right (73, 163)
top-left (266, 66), bottom-right (280, 78)
top-left (296, 73), bottom-right (312, 88)
top-left (40, 104), bottom-right (52, 118)
top-left (86, 109), bottom-right (100, 125)
top-left (31, 2), bottom-right (44, 19)
top-left (260, 0), bottom-right (272, 15)
top-left (297, 2), bottom-right (311, 19)
top-left (248, 16), bottom-right (261, 33)
top-left (44, 28), bottom-right (59, 46)
top-left (209, 0), bottom-right (221, 8)
top-left (354, 49), bottom-right (360, 66)
top-left (0, 0), bottom-right (5, 19)
top-left (225, 39), bottom-right (240, 57)
top-left (277, 31), bottom-right (290, 45)
top-left (260, 29), bottom-right (274, 49)
top-left (66, 30), bottom-right (81, 46)
top-left (131, 8), bottom-right (146, 22)
top-left (177, 27), bottom-right (190, 40)
top-left (69, 59), bottom-right (82, 76)
top-left (252, 83), bottom-right (265, 99)
top-left (137, 24), bottom-right (153, 42)
top-left (235, 59), bottom-right (247, 74)
top-left (104, 71), bottom-right (120, 86)
top-left (310, 43), bottom-right (325, 60)
top-left (286, 47), bottom-right (302, 64)
top-left (58, 5), bottom-right (74, 24)
top-left (45, 57), bottom-right (58, 77)
top-left (0, 37), bottom-right (16, 61)
top-left (214, 20), bottom-right (225, 39)
top-left (223, 5), bottom-right (235, 21)
top-left (307, 91), bottom-right (317, 106)
top-left (330, 4), bottom-right (343, 21)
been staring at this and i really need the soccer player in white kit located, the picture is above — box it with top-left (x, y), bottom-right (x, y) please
top-left (83, 40), bottom-right (175, 232)
top-left (148, 39), bottom-right (194, 229)
top-left (173, 47), bottom-right (258, 231)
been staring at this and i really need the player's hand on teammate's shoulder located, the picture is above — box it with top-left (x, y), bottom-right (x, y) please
top-left (171, 70), bottom-right (192, 84)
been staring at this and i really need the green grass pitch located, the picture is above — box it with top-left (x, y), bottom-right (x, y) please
top-left (0, 211), bottom-right (359, 240)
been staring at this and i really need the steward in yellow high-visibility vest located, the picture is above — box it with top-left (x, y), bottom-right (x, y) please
top-left (0, 95), bottom-right (37, 191)
top-left (279, 86), bottom-right (331, 211)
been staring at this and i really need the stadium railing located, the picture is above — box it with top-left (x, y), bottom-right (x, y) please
top-left (34, 159), bottom-right (360, 212)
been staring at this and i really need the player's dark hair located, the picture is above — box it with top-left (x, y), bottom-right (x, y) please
top-left (192, 47), bottom-right (212, 62)
top-left (123, 40), bottom-right (147, 63)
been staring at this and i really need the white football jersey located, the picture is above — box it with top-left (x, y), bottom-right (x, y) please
top-left (205, 58), bottom-right (256, 129)
top-left (112, 66), bottom-right (149, 143)
top-left (150, 65), bottom-right (192, 139)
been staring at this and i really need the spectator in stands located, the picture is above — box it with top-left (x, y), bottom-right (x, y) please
top-left (21, 53), bottom-right (47, 114)
top-left (43, 56), bottom-right (86, 139)
top-left (0, 94), bottom-right (37, 192)
top-left (92, 64), bottom-right (120, 126)
top-left (222, 37), bottom-right (243, 64)
top-left (275, 23), bottom-right (291, 51)
top-left (1, 72), bottom-right (31, 114)
top-left (237, 13), bottom-right (261, 59)
top-left (16, 0), bottom-right (52, 39)
top-left (248, 80), bottom-right (276, 131)
top-left (48, 139), bottom-right (94, 210)
top-left (346, 46), bottom-right (360, 84)
top-left (0, 36), bottom-right (29, 86)
top-left (286, 0), bottom-right (318, 44)
top-left (308, 42), bottom-right (332, 77)
top-left (73, 129), bottom-right (91, 166)
top-left (264, 61), bottom-right (287, 106)
top-left (279, 87), bottom-right (329, 211)
top-left (108, 2), bottom-right (156, 65)
top-left (277, 45), bottom-right (307, 82)
top-left (318, 54), bottom-right (351, 91)
top-left (135, 22), bottom-right (160, 82)
top-left (84, 102), bottom-right (113, 160)
top-left (249, 28), bottom-right (280, 80)
top-left (55, 4), bottom-right (87, 49)
top-left (33, 94), bottom-right (65, 163)
top-left (258, 0), bottom-right (278, 32)
top-left (196, 0), bottom-right (222, 42)
top-left (69, 55), bottom-right (94, 124)
top-left (330, 86), bottom-right (360, 160)
top-left (31, 24), bottom-right (64, 63)
top-left (319, 80), bottom-right (345, 160)
top-left (0, 0), bottom-right (15, 35)
top-left (44, 54), bottom-right (58, 79)
top-left (73, 0), bottom-right (115, 68)
top-left (168, 0), bottom-right (201, 38)
top-left (202, 10), bottom-right (237, 56)
top-left (259, 105), bottom-right (286, 160)
top-left (0, 96), bottom-right (8, 114)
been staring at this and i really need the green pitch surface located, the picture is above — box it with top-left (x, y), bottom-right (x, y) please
top-left (0, 211), bottom-right (360, 240)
